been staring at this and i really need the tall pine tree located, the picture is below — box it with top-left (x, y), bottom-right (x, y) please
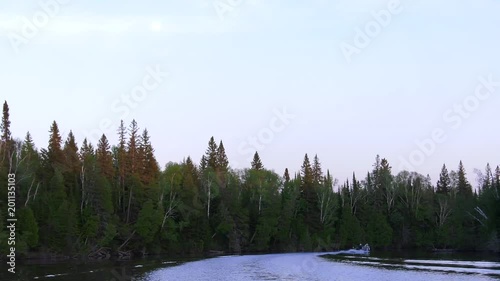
top-left (436, 164), bottom-right (451, 195)
top-left (0, 101), bottom-right (13, 164)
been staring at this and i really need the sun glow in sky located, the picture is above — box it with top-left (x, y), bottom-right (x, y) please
top-left (151, 21), bottom-right (162, 32)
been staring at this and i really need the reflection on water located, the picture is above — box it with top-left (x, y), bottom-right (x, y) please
top-left (326, 254), bottom-right (500, 278)
top-left (0, 258), bottom-right (187, 281)
top-left (142, 252), bottom-right (500, 281)
top-left (2, 252), bottom-right (499, 281)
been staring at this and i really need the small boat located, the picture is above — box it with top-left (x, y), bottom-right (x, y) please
top-left (361, 243), bottom-right (371, 253)
top-left (344, 244), bottom-right (370, 255)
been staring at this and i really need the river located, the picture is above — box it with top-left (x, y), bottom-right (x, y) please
top-left (3, 251), bottom-right (500, 280)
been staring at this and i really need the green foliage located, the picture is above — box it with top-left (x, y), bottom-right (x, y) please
top-left (18, 207), bottom-right (39, 248)
top-left (49, 169), bottom-right (67, 206)
top-left (135, 200), bottom-right (161, 244)
top-left (367, 212), bottom-right (393, 248)
top-left (48, 200), bottom-right (78, 251)
top-left (1, 102), bottom-right (498, 256)
top-left (339, 208), bottom-right (362, 248)
top-left (96, 175), bottom-right (114, 214)
top-left (100, 223), bottom-right (117, 247)
top-left (81, 207), bottom-right (99, 240)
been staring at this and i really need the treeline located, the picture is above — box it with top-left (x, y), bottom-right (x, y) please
top-left (0, 101), bottom-right (499, 259)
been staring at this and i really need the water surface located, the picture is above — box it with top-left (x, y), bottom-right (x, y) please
top-left (4, 251), bottom-right (500, 281)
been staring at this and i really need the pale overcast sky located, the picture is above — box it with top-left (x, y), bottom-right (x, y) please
top-left (1, 0), bottom-right (499, 187)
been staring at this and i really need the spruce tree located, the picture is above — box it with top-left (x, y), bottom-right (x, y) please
top-left (21, 132), bottom-right (35, 155)
top-left (63, 131), bottom-right (80, 174)
top-left (62, 131), bottom-right (80, 202)
top-left (124, 121), bottom-right (140, 224)
top-left (372, 157), bottom-right (393, 212)
top-left (216, 141), bottom-right (229, 172)
top-left (436, 164), bottom-right (451, 195)
top-left (14, 132), bottom-right (41, 231)
top-left (205, 137), bottom-right (218, 170)
top-left (117, 120), bottom-right (127, 214)
top-left (0, 101), bottom-right (12, 164)
top-left (495, 166), bottom-right (500, 196)
top-left (350, 172), bottom-right (361, 216)
top-left (0, 101), bottom-right (11, 142)
top-left (47, 121), bottom-right (65, 171)
top-left (200, 138), bottom-right (218, 221)
top-left (139, 128), bottom-right (159, 185)
top-left (123, 121), bottom-right (141, 224)
top-left (283, 168), bottom-right (290, 184)
top-left (457, 161), bottom-right (473, 197)
top-left (183, 156), bottom-right (200, 197)
top-left (300, 154), bottom-right (320, 239)
top-left (300, 154), bottom-right (313, 188)
top-left (127, 120), bottom-right (140, 175)
top-left (312, 154), bottom-right (323, 186)
top-left (251, 152), bottom-right (263, 171)
top-left (96, 134), bottom-right (114, 181)
top-left (371, 155), bottom-right (381, 185)
top-left (481, 163), bottom-right (493, 194)
top-left (199, 155), bottom-right (207, 172)
top-left (80, 138), bottom-right (97, 212)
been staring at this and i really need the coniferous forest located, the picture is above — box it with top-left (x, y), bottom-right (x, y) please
top-left (0, 101), bottom-right (499, 259)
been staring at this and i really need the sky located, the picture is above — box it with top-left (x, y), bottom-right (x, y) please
top-left (0, 0), bottom-right (499, 188)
